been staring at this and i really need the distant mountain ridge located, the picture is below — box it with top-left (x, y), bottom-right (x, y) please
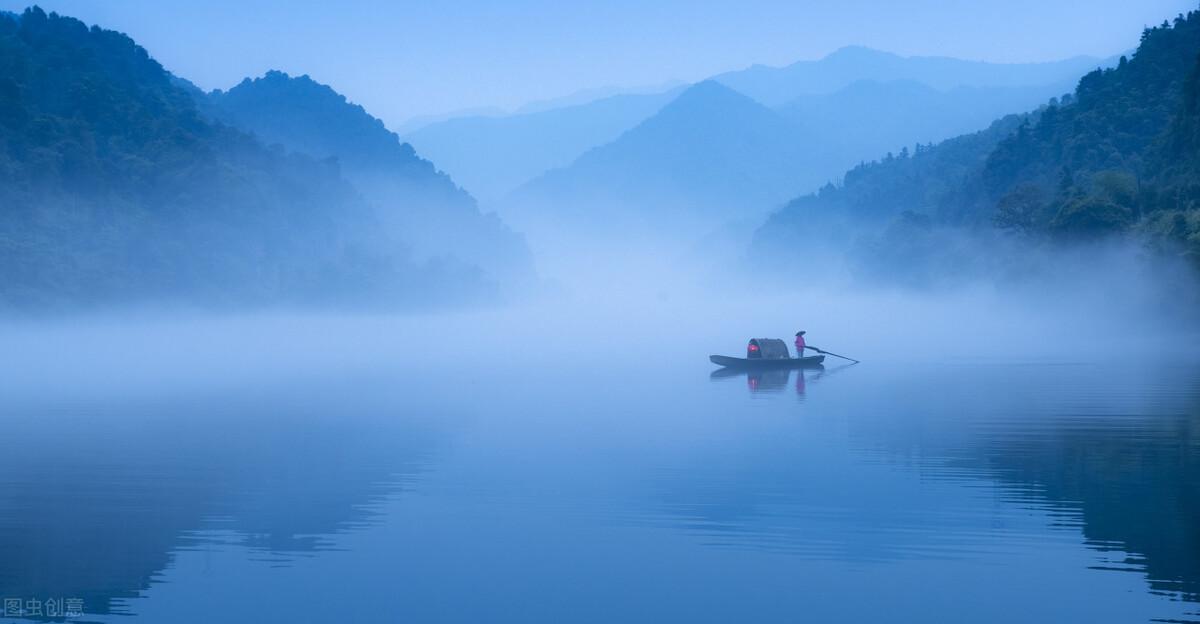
top-left (404, 87), bottom-right (683, 201)
top-left (404, 46), bottom-right (1109, 205)
top-left (408, 45), bottom-right (1108, 212)
top-left (513, 80), bottom-right (685, 115)
top-left (509, 80), bottom-right (818, 229)
top-left (714, 46), bottom-right (1114, 106)
top-left (505, 74), bottom-right (1085, 244)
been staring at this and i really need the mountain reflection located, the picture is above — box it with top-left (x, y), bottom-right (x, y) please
top-left (0, 382), bottom-right (442, 619)
top-left (979, 391), bottom-right (1200, 601)
top-left (695, 360), bottom-right (1200, 608)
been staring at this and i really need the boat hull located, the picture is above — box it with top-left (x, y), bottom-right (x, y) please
top-left (709, 354), bottom-right (825, 369)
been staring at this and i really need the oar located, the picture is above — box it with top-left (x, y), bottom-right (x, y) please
top-left (807, 346), bottom-right (860, 364)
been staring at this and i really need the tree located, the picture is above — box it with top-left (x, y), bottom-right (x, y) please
top-left (1056, 167), bottom-right (1076, 197)
top-left (1050, 195), bottom-right (1134, 238)
top-left (1092, 170), bottom-right (1138, 209)
top-left (994, 183), bottom-right (1046, 235)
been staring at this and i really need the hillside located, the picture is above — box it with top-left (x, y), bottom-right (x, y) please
top-left (0, 8), bottom-right (492, 308)
top-left (1152, 53), bottom-right (1200, 215)
top-left (204, 71), bottom-right (534, 284)
top-left (754, 11), bottom-right (1200, 274)
top-left (777, 79), bottom-right (1074, 169)
top-left (758, 112), bottom-right (1031, 234)
top-left (981, 14), bottom-right (1200, 242)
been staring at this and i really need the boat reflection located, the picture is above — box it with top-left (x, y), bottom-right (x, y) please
top-left (709, 363), bottom-right (857, 396)
top-left (709, 367), bottom-right (811, 395)
top-left (748, 369), bottom-right (792, 393)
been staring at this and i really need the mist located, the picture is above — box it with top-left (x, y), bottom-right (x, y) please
top-left (4, 4), bottom-right (1200, 624)
top-left (2, 229), bottom-right (1192, 408)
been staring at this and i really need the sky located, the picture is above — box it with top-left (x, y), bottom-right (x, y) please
top-left (3, 0), bottom-right (1197, 126)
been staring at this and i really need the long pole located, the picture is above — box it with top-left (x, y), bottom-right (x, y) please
top-left (808, 346), bottom-right (860, 364)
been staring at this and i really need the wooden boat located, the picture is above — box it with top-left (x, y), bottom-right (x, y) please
top-left (709, 354), bottom-right (825, 369)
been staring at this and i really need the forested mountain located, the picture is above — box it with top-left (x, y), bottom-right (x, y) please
top-left (982, 14), bottom-right (1200, 244)
top-left (1153, 51), bottom-right (1200, 218)
top-left (0, 8), bottom-right (495, 309)
top-left (713, 46), bottom-right (1111, 107)
top-left (208, 71), bottom-right (451, 177)
top-left (759, 112), bottom-right (1031, 231)
top-left (754, 11), bottom-right (1200, 272)
top-left (204, 71), bottom-right (534, 283)
top-left (404, 87), bottom-right (682, 201)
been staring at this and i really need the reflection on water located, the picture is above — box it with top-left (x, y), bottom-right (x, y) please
top-left (691, 360), bottom-right (1200, 621)
top-left (710, 367), bottom-right (793, 393)
top-left (0, 380), bottom-right (443, 619)
top-left (710, 364), bottom-right (857, 397)
top-left (0, 333), bottom-right (1198, 623)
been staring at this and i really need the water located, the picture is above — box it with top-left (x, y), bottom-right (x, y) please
top-left (0, 302), bottom-right (1197, 623)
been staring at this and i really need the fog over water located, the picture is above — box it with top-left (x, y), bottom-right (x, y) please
top-left (1, 257), bottom-right (1198, 622)
top-left (2, 232), bottom-right (1195, 403)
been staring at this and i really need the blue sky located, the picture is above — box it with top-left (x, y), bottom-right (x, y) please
top-left (3, 1), bottom-right (1196, 124)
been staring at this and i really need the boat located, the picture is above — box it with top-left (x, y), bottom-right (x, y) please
top-left (709, 354), bottom-right (825, 369)
top-left (710, 337), bottom-right (825, 369)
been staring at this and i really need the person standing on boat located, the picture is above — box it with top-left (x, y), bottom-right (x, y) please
top-left (794, 331), bottom-right (807, 359)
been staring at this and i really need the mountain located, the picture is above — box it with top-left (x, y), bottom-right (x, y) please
top-left (980, 15), bottom-right (1200, 241)
top-left (506, 76), bottom-right (1080, 244)
top-left (777, 79), bottom-right (1076, 168)
top-left (753, 11), bottom-right (1200, 275)
top-left (497, 49), bottom-right (1115, 257)
top-left (393, 105), bottom-right (507, 135)
top-left (512, 80), bottom-right (684, 114)
top-left (203, 71), bottom-right (534, 285)
top-left (714, 46), bottom-right (1114, 107)
top-left (752, 113), bottom-right (1033, 279)
top-left (403, 87), bottom-right (682, 201)
top-left (209, 71), bottom-right (453, 177)
top-left (1153, 51), bottom-right (1200, 224)
top-left (407, 48), bottom-right (1107, 205)
top-left (508, 80), bottom-right (818, 232)
top-left (0, 8), bottom-right (493, 309)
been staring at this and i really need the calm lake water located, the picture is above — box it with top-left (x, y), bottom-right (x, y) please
top-left (0, 301), bottom-right (1197, 623)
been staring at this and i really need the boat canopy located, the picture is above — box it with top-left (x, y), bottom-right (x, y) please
top-left (747, 338), bottom-right (789, 359)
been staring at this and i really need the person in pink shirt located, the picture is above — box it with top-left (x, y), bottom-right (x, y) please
top-left (794, 331), bottom-right (807, 359)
